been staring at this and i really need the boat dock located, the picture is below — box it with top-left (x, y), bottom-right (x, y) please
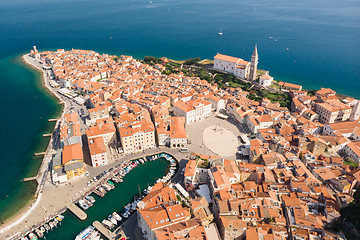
top-left (22, 176), bottom-right (37, 182)
top-left (66, 202), bottom-right (87, 220)
top-left (34, 152), bottom-right (46, 156)
top-left (93, 221), bottom-right (115, 239)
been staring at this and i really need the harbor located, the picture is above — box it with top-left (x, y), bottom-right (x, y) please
top-left (16, 153), bottom-right (177, 240)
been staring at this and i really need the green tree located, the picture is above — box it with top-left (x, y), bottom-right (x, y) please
top-left (144, 56), bottom-right (161, 65)
top-left (184, 57), bottom-right (201, 65)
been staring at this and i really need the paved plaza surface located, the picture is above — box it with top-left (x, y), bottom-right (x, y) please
top-left (203, 125), bottom-right (238, 157)
top-left (186, 114), bottom-right (246, 160)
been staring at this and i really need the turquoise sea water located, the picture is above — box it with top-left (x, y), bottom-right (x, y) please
top-left (0, 0), bottom-right (359, 223)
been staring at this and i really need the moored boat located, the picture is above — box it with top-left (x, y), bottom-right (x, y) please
top-left (85, 195), bottom-right (96, 203)
top-left (75, 225), bottom-right (95, 240)
top-left (44, 224), bottom-right (50, 232)
top-left (112, 212), bottom-right (122, 222)
top-left (28, 232), bottom-right (38, 240)
top-left (108, 215), bottom-right (117, 225)
top-left (102, 219), bottom-right (114, 229)
top-left (78, 199), bottom-right (89, 210)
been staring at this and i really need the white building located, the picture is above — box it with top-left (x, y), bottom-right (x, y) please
top-left (206, 95), bottom-right (226, 112)
top-left (173, 99), bottom-right (211, 125)
top-left (340, 141), bottom-right (360, 162)
top-left (86, 118), bottom-right (117, 147)
top-left (184, 160), bottom-right (197, 185)
top-left (213, 53), bottom-right (250, 79)
top-left (169, 117), bottom-right (188, 148)
top-left (88, 136), bottom-right (109, 167)
top-left (259, 72), bottom-right (273, 87)
top-left (246, 114), bottom-right (274, 134)
top-left (315, 99), bottom-right (352, 124)
top-left (119, 123), bottom-right (156, 154)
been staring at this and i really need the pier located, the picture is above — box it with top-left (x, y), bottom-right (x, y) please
top-left (34, 152), bottom-right (46, 156)
top-left (48, 118), bottom-right (59, 122)
top-left (22, 176), bottom-right (37, 182)
top-left (42, 133), bottom-right (52, 137)
top-left (93, 221), bottom-right (116, 240)
top-left (66, 202), bottom-right (87, 221)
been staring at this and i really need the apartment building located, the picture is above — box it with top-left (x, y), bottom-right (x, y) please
top-left (315, 99), bottom-right (352, 124)
top-left (119, 123), bottom-right (156, 153)
top-left (173, 99), bottom-right (211, 125)
top-left (88, 136), bottom-right (109, 167)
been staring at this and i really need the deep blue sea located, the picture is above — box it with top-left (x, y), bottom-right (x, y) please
top-left (0, 0), bottom-right (359, 221)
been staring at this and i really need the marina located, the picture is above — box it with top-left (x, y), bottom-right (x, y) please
top-left (17, 153), bottom-right (176, 240)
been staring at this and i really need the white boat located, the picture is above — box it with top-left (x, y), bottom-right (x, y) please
top-left (75, 225), bottom-right (95, 240)
top-left (78, 199), bottom-right (89, 210)
top-left (121, 211), bottom-right (129, 218)
top-left (113, 212), bottom-right (122, 222)
top-left (108, 215), bottom-right (118, 225)
top-left (35, 228), bottom-right (43, 238)
top-left (57, 214), bottom-right (64, 221)
top-left (102, 219), bottom-right (114, 228)
top-left (87, 230), bottom-right (100, 240)
top-left (85, 195), bottom-right (95, 203)
top-left (29, 233), bottom-right (38, 240)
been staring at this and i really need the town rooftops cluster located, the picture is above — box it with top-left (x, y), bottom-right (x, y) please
top-left (32, 48), bottom-right (360, 239)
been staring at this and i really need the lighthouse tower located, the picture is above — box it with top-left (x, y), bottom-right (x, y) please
top-left (249, 45), bottom-right (258, 81)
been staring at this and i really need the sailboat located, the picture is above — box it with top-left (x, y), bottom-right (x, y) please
top-left (218, 28), bottom-right (223, 35)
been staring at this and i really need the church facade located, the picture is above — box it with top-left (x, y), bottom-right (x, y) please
top-left (213, 45), bottom-right (259, 81)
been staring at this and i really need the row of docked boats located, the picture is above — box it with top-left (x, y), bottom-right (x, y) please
top-left (77, 195), bottom-right (96, 210)
top-left (92, 180), bottom-right (115, 198)
top-left (119, 153), bottom-right (178, 218)
top-left (100, 211), bottom-right (123, 229)
top-left (75, 225), bottom-right (101, 240)
top-left (19, 215), bottom-right (64, 240)
top-left (75, 153), bottom-right (177, 239)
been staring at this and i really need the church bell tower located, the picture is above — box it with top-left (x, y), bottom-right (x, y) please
top-left (249, 45), bottom-right (258, 81)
